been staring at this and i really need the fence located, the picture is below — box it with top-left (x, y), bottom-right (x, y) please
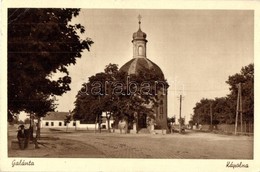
top-left (198, 123), bottom-right (254, 134)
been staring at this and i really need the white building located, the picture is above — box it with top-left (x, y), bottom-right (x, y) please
top-left (41, 111), bottom-right (113, 130)
top-left (40, 112), bottom-right (77, 128)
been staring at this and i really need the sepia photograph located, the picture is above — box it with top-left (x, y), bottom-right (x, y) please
top-left (1, 1), bottom-right (260, 172)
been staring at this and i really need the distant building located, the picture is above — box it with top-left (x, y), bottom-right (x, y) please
top-left (40, 112), bottom-right (76, 128)
top-left (41, 111), bottom-right (114, 130)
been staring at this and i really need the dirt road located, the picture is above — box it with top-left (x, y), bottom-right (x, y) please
top-left (8, 128), bottom-right (253, 159)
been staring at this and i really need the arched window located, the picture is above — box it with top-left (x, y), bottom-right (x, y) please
top-left (138, 46), bottom-right (143, 56)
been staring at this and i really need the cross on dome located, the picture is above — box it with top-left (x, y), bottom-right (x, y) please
top-left (138, 14), bottom-right (142, 28)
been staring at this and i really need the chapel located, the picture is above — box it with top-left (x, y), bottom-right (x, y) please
top-left (119, 15), bottom-right (168, 130)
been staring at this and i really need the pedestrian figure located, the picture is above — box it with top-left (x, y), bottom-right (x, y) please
top-left (17, 125), bottom-right (29, 150)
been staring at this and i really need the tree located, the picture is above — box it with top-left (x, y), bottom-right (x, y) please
top-left (74, 63), bottom-right (168, 133)
top-left (74, 64), bottom-right (119, 133)
top-left (8, 8), bottom-right (93, 137)
top-left (167, 116), bottom-right (175, 130)
top-left (193, 98), bottom-right (213, 125)
top-left (64, 112), bottom-right (72, 132)
top-left (226, 63), bottom-right (254, 123)
top-left (193, 97), bottom-right (236, 126)
top-left (213, 97), bottom-right (233, 124)
top-left (192, 64), bottom-right (254, 130)
top-left (9, 115), bottom-right (19, 125)
top-left (188, 120), bottom-right (194, 129)
top-left (116, 68), bottom-right (168, 131)
top-left (24, 118), bottom-right (31, 124)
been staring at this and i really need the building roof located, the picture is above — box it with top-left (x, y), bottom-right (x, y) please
top-left (43, 112), bottom-right (70, 121)
top-left (120, 57), bottom-right (165, 79)
top-left (120, 17), bottom-right (165, 79)
top-left (133, 28), bottom-right (147, 41)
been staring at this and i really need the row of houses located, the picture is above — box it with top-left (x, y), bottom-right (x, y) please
top-left (40, 112), bottom-right (114, 130)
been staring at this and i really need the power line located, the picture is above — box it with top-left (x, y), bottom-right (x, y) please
top-left (168, 88), bottom-right (229, 92)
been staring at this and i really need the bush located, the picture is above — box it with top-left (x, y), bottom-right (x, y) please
top-left (155, 124), bottom-right (162, 129)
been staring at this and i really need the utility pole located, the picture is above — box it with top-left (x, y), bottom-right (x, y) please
top-left (235, 83), bottom-right (242, 135)
top-left (239, 83), bottom-right (243, 133)
top-left (98, 95), bottom-right (101, 133)
top-left (176, 84), bottom-right (184, 133)
top-left (210, 102), bottom-right (213, 131)
top-left (179, 94), bottom-right (182, 133)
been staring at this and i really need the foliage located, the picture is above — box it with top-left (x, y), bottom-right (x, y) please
top-left (8, 115), bottom-right (19, 125)
top-left (226, 63), bottom-right (254, 122)
top-left (192, 64), bottom-right (254, 125)
top-left (178, 118), bottom-right (185, 125)
top-left (24, 118), bottom-right (31, 124)
top-left (193, 98), bottom-right (212, 124)
top-left (167, 117), bottom-right (175, 124)
top-left (64, 113), bottom-right (72, 132)
top-left (8, 8), bottom-right (93, 120)
top-left (64, 113), bottom-right (72, 125)
top-left (73, 63), bottom-right (168, 130)
top-left (188, 120), bottom-right (194, 126)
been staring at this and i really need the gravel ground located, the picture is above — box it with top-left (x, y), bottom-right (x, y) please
top-left (8, 127), bottom-right (253, 159)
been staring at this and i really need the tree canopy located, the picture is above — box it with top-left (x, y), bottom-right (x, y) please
top-left (8, 8), bottom-right (93, 120)
top-left (73, 63), bottom-right (168, 129)
top-left (192, 64), bottom-right (254, 125)
top-left (226, 63), bottom-right (254, 122)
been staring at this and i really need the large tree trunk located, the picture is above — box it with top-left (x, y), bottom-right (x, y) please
top-left (36, 117), bottom-right (41, 139)
top-left (29, 114), bottom-right (34, 141)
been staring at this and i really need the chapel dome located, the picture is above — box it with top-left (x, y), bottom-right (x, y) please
top-left (120, 15), bottom-right (165, 80)
top-left (120, 57), bottom-right (165, 79)
top-left (133, 28), bottom-right (147, 41)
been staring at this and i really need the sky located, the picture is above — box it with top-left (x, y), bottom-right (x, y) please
top-left (50, 9), bottom-right (253, 123)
